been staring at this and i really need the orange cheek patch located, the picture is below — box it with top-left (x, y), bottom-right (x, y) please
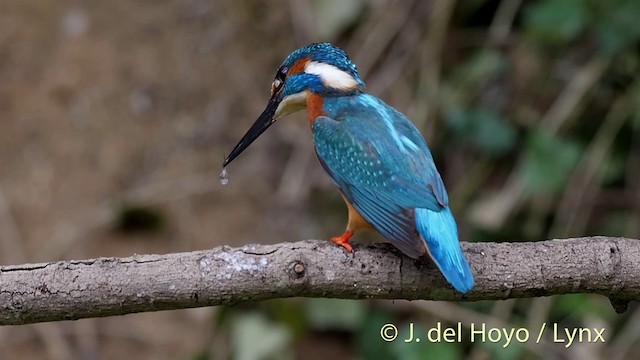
top-left (289, 57), bottom-right (311, 75)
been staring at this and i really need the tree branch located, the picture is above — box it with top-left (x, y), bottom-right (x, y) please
top-left (1, 236), bottom-right (637, 325)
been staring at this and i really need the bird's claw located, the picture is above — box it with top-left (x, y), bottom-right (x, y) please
top-left (330, 231), bottom-right (354, 255)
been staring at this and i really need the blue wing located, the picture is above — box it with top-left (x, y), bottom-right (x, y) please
top-left (313, 94), bottom-right (474, 292)
top-left (312, 95), bottom-right (448, 256)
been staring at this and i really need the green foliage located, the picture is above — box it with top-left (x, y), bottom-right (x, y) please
top-left (591, 0), bottom-right (640, 55)
top-left (391, 326), bottom-right (462, 360)
top-left (357, 310), bottom-right (396, 360)
top-left (478, 339), bottom-right (524, 360)
top-left (305, 299), bottom-right (366, 330)
top-left (446, 107), bottom-right (518, 157)
top-left (231, 312), bottom-right (293, 360)
top-left (525, 0), bottom-right (588, 45)
top-left (519, 130), bottom-right (582, 194)
top-left (442, 50), bottom-right (515, 157)
top-left (525, 0), bottom-right (640, 54)
top-left (266, 300), bottom-right (309, 337)
top-left (552, 294), bottom-right (601, 319)
top-left (443, 50), bottom-right (506, 107)
top-left (601, 150), bottom-right (626, 185)
top-left (357, 313), bottom-right (463, 360)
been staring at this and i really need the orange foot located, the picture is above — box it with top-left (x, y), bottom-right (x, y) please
top-left (330, 230), bottom-right (354, 253)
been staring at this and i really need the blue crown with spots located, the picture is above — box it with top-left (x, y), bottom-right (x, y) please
top-left (283, 43), bottom-right (365, 87)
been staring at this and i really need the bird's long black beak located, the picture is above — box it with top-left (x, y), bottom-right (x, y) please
top-left (223, 95), bottom-right (280, 167)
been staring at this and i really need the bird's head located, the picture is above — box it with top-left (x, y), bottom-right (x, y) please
top-left (223, 43), bottom-right (364, 167)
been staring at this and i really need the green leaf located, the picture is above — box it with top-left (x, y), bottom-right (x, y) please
top-left (601, 151), bottom-right (626, 185)
top-left (552, 294), bottom-right (588, 318)
top-left (525, 0), bottom-right (588, 45)
top-left (305, 299), bottom-right (366, 330)
top-left (231, 312), bottom-right (293, 360)
top-left (446, 107), bottom-right (518, 156)
top-left (392, 329), bottom-right (462, 360)
top-left (477, 338), bottom-right (524, 360)
top-left (266, 300), bottom-right (309, 337)
top-left (520, 130), bottom-right (582, 194)
top-left (552, 294), bottom-right (613, 322)
top-left (592, 0), bottom-right (640, 55)
top-left (360, 319), bottom-right (465, 360)
top-left (357, 311), bottom-right (396, 360)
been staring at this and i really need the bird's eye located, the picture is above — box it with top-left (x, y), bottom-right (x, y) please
top-left (278, 66), bottom-right (288, 78)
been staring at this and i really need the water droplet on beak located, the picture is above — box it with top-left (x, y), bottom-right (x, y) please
top-left (219, 167), bottom-right (229, 186)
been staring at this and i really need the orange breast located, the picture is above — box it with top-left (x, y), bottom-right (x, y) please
top-left (339, 193), bottom-right (375, 232)
top-left (306, 92), bottom-right (325, 129)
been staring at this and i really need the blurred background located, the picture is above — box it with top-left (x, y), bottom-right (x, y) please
top-left (1, 0), bottom-right (639, 359)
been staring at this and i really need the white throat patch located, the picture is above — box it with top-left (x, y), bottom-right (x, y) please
top-left (305, 61), bottom-right (359, 91)
top-left (274, 91), bottom-right (307, 119)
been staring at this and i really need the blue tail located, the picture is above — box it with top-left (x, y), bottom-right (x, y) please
top-left (415, 207), bottom-right (474, 293)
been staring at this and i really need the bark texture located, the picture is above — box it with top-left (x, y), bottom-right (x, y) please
top-left (1, 236), bottom-right (637, 325)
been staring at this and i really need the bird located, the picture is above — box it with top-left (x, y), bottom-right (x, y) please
top-left (222, 43), bottom-right (474, 293)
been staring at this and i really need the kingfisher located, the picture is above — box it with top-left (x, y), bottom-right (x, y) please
top-left (222, 43), bottom-right (474, 293)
